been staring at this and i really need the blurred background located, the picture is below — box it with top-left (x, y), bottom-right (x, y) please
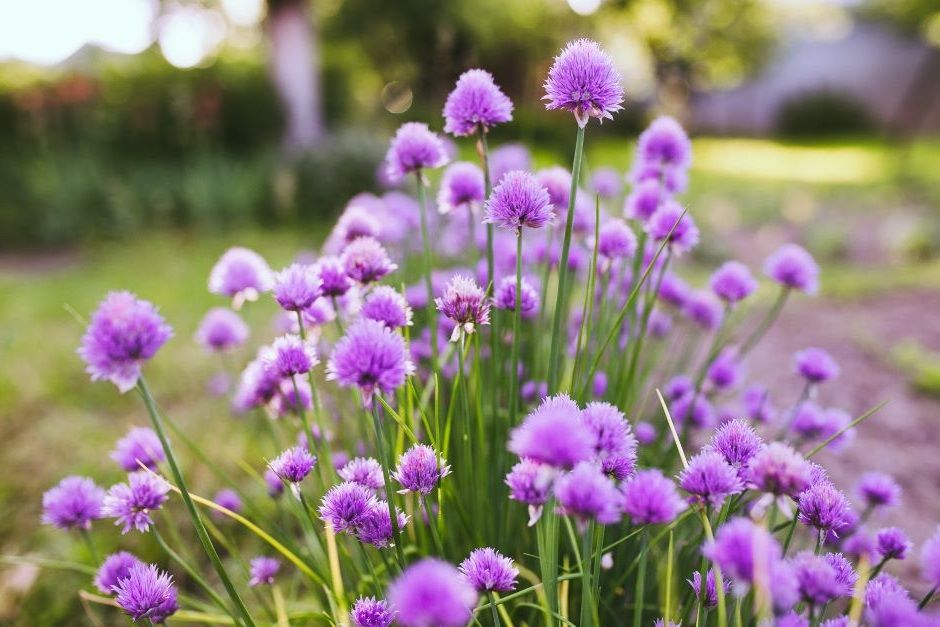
top-left (1, 0), bottom-right (939, 622)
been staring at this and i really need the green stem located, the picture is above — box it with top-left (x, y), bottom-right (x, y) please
top-left (415, 172), bottom-right (439, 372)
top-left (78, 528), bottom-right (99, 564)
top-left (547, 124), bottom-right (586, 393)
top-left (369, 399), bottom-right (406, 568)
top-left (919, 585), bottom-right (938, 610)
top-left (633, 529), bottom-right (649, 627)
top-left (580, 520), bottom-right (596, 627)
top-left (487, 591), bottom-right (502, 626)
top-left (154, 528), bottom-right (234, 619)
top-left (421, 495), bottom-right (445, 555)
top-left (137, 378), bottom-right (256, 627)
top-left (739, 286), bottom-right (789, 356)
top-left (509, 230), bottom-right (523, 426)
top-left (782, 510), bottom-right (799, 556)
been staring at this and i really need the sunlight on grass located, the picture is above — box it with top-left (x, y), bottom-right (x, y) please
top-left (692, 139), bottom-right (887, 185)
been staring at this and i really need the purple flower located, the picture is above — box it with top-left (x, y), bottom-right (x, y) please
top-left (635, 421), bottom-right (657, 445)
top-left (270, 377), bottom-right (312, 417)
top-left (339, 457), bottom-right (385, 491)
top-left (704, 517), bottom-right (781, 586)
top-left (742, 385), bottom-right (776, 424)
top-left (710, 261), bottom-right (757, 304)
top-left (658, 272), bottom-right (690, 308)
top-left (621, 469), bottom-right (686, 525)
top-left (672, 393), bottom-right (716, 429)
top-left (688, 570), bottom-right (719, 609)
top-left (795, 347), bottom-right (839, 384)
top-left (876, 527), bottom-right (911, 561)
top-left (435, 275), bottom-right (490, 341)
top-left (824, 552), bottom-right (858, 598)
top-left (820, 618), bottom-right (850, 627)
top-left (232, 348), bottom-right (283, 412)
top-left (864, 574), bottom-right (921, 627)
top-left (680, 451), bottom-right (744, 508)
top-left (315, 255), bottom-right (353, 298)
top-left (509, 395), bottom-right (593, 468)
top-left (78, 291), bottom-right (173, 393)
top-left (580, 402), bottom-right (637, 480)
top-left (102, 472), bottom-right (169, 534)
top-left (355, 500), bottom-right (408, 548)
top-left (624, 178), bottom-right (665, 222)
top-left (437, 162), bottom-right (486, 214)
top-left (195, 307), bottom-right (249, 352)
top-left (111, 427), bottom-right (165, 472)
top-left (269, 446), bottom-right (317, 484)
top-left (112, 562), bottom-right (178, 623)
top-left (327, 319), bottom-right (414, 404)
top-left (385, 122), bottom-right (449, 183)
top-left (489, 144), bottom-right (532, 185)
top-left (319, 482), bottom-right (377, 533)
top-left (792, 551), bottom-right (840, 605)
top-left (362, 285), bottom-right (413, 330)
top-left (537, 166), bottom-right (572, 211)
top-left (392, 444), bottom-right (450, 495)
top-left (342, 236), bottom-right (397, 285)
top-left (273, 263), bottom-right (322, 312)
top-left (543, 39), bottom-right (624, 127)
top-left (683, 290), bottom-right (724, 331)
top-left (264, 468), bottom-right (284, 498)
top-left (213, 489), bottom-right (242, 515)
top-left (706, 348), bottom-right (743, 392)
top-left (208, 247), bottom-right (274, 306)
top-left (635, 116), bottom-right (692, 173)
top-left (443, 69), bottom-right (513, 136)
top-left (645, 200), bottom-right (699, 255)
top-left (494, 276), bottom-right (540, 319)
top-left (248, 556), bottom-right (281, 587)
top-left (596, 219), bottom-right (637, 261)
top-left (764, 243), bottom-right (819, 295)
top-left (265, 334), bottom-right (318, 377)
top-left (95, 551), bottom-right (142, 595)
top-left (555, 462), bottom-right (623, 524)
top-left (920, 527), bottom-right (940, 587)
top-left (484, 170), bottom-right (554, 233)
top-left (664, 375), bottom-right (693, 400)
top-left (505, 459), bottom-right (555, 506)
top-left (746, 442), bottom-right (812, 498)
top-left (709, 419), bottom-right (763, 472)
top-left (590, 167), bottom-right (622, 199)
top-left (459, 548), bottom-right (518, 592)
top-left (351, 596), bottom-right (395, 627)
top-left (798, 481), bottom-right (853, 535)
top-left (388, 558), bottom-right (478, 627)
top-left (857, 472), bottom-right (902, 509)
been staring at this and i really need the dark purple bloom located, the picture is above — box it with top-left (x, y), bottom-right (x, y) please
top-left (342, 236), bottom-right (397, 285)
top-left (554, 462), bottom-right (623, 524)
top-left (679, 450), bottom-right (744, 508)
top-left (706, 348), bottom-right (743, 392)
top-left (437, 162), bottom-right (486, 214)
top-left (112, 562), bottom-right (178, 623)
top-left (273, 263), bottom-right (322, 312)
top-left (624, 178), bottom-right (665, 222)
top-left (362, 285), bottom-right (413, 330)
top-left (102, 472), bottom-right (169, 534)
top-left (355, 500), bottom-right (408, 548)
top-left (265, 334), bottom-right (318, 377)
top-left (792, 551), bottom-right (841, 605)
top-left (111, 427), bottom-right (165, 472)
top-left (339, 457), bottom-right (385, 491)
top-left (269, 446), bottom-right (317, 484)
top-left (489, 143), bottom-right (532, 185)
top-left (857, 472), bottom-right (902, 509)
top-left (388, 558), bottom-right (478, 627)
top-left (581, 402), bottom-right (637, 481)
top-left (509, 395), bottom-right (593, 469)
top-left (795, 347), bottom-right (839, 384)
top-left (435, 275), bottom-right (490, 341)
top-left (876, 527), bottom-right (911, 561)
top-left (824, 552), bottom-right (857, 598)
top-left (248, 556), bottom-right (281, 587)
top-left (208, 247), bottom-right (274, 306)
top-left (746, 442), bottom-right (812, 498)
top-left (709, 419), bottom-right (763, 471)
top-left (392, 444), bottom-right (450, 495)
top-left (319, 482), bottom-right (377, 533)
top-left (505, 459), bottom-right (555, 506)
top-left (327, 318), bottom-right (414, 404)
top-left (484, 170), bottom-right (554, 233)
top-left (494, 276), bottom-right (540, 319)
top-left (195, 307), bottom-right (249, 352)
top-left (459, 547), bottom-right (518, 592)
top-left (688, 570), bottom-right (718, 609)
top-left (596, 218), bottom-right (637, 261)
top-left (764, 243), bottom-right (819, 295)
top-left (78, 291), bottom-right (173, 393)
top-left (213, 489), bottom-right (242, 515)
top-left (683, 290), bottom-right (724, 331)
top-left (315, 255), bottom-right (353, 298)
top-left (351, 596), bottom-right (395, 627)
top-left (443, 69), bottom-right (513, 136)
top-left (95, 551), bottom-right (142, 595)
top-left (798, 481), bottom-right (853, 535)
top-left (543, 38), bottom-right (624, 127)
top-left (645, 200), bottom-right (699, 255)
top-left (590, 167), bottom-right (622, 199)
top-left (621, 469), bottom-right (686, 525)
top-left (710, 261), bottom-right (757, 304)
top-left (704, 517), bottom-right (781, 586)
top-left (920, 527), bottom-right (940, 587)
top-left (664, 375), bottom-right (693, 400)
top-left (385, 122), bottom-right (448, 183)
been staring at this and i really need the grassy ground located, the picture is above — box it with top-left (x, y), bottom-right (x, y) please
top-left (1, 136), bottom-right (938, 622)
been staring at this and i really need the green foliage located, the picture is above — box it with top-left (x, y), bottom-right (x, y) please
top-left (891, 340), bottom-right (940, 397)
top-left (776, 91), bottom-right (876, 138)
